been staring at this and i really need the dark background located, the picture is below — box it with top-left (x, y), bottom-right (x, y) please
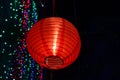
top-left (0, 0), bottom-right (120, 80)
top-left (41, 0), bottom-right (120, 80)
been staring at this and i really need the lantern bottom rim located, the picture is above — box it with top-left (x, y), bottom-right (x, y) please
top-left (45, 56), bottom-right (63, 69)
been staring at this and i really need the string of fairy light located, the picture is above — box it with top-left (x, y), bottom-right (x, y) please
top-left (0, 0), bottom-right (44, 79)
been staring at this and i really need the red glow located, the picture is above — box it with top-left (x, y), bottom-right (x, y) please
top-left (26, 17), bottom-right (81, 70)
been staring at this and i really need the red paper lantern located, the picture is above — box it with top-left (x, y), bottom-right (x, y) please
top-left (26, 17), bottom-right (81, 70)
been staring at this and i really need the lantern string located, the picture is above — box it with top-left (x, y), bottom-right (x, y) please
top-left (73, 0), bottom-right (78, 26)
top-left (50, 70), bottom-right (53, 80)
top-left (52, 0), bottom-right (55, 16)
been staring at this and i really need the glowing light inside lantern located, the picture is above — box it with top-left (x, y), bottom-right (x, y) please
top-left (53, 30), bottom-right (59, 56)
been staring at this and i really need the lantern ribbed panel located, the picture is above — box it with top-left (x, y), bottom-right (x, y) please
top-left (26, 17), bottom-right (81, 69)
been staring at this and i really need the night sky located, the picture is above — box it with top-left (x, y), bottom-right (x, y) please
top-left (0, 0), bottom-right (120, 80)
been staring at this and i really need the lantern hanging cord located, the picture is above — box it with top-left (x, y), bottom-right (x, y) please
top-left (52, 0), bottom-right (55, 16)
top-left (50, 70), bottom-right (53, 80)
top-left (73, 0), bottom-right (78, 25)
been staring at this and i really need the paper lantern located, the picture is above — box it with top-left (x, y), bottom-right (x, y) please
top-left (26, 17), bottom-right (81, 70)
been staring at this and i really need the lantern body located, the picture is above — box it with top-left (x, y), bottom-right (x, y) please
top-left (26, 17), bottom-right (81, 70)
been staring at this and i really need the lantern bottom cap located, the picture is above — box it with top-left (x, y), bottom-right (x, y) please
top-left (45, 56), bottom-right (63, 69)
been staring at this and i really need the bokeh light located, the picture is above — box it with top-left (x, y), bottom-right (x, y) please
top-left (0, 0), bottom-right (44, 79)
